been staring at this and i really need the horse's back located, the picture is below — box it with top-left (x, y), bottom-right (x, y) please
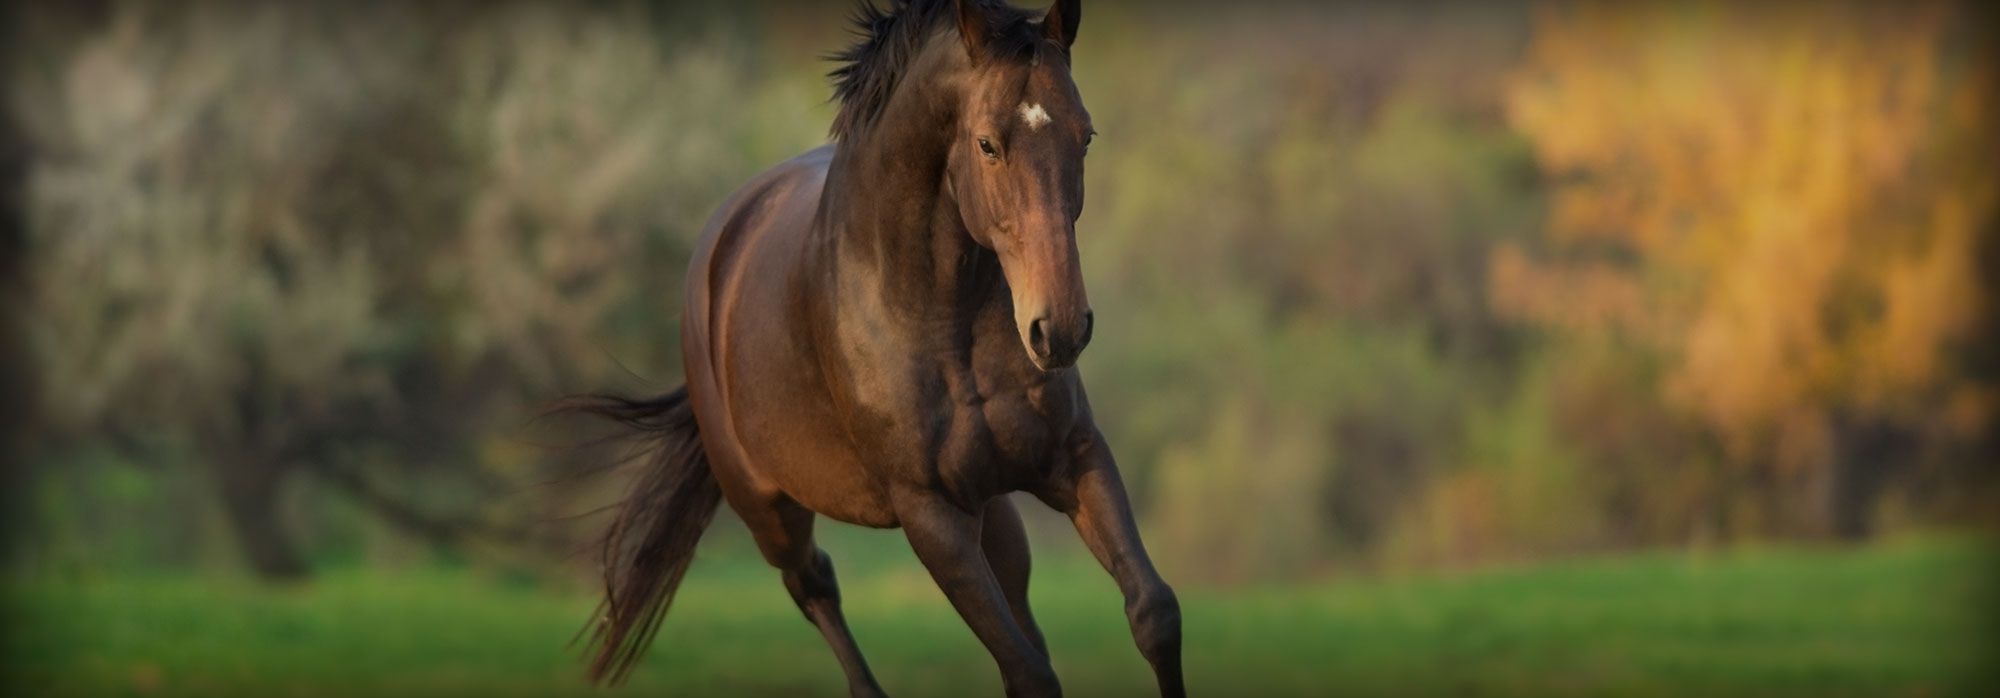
top-left (681, 145), bottom-right (896, 527)
top-left (681, 145), bottom-right (831, 384)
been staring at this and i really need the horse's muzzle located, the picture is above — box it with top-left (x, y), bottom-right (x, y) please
top-left (1026, 309), bottom-right (1094, 370)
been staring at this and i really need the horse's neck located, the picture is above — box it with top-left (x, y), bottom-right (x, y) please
top-left (815, 58), bottom-right (999, 327)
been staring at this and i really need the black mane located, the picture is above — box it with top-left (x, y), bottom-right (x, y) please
top-left (826, 0), bottom-right (1042, 140)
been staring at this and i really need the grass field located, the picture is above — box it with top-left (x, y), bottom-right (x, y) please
top-left (3, 533), bottom-right (1992, 697)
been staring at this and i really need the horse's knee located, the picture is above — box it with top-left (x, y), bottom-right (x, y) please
top-left (1127, 583), bottom-right (1181, 662)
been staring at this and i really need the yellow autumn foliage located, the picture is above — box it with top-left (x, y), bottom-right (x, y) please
top-left (1501, 1), bottom-right (1995, 474)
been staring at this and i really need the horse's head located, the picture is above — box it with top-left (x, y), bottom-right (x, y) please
top-left (946, 0), bottom-right (1095, 372)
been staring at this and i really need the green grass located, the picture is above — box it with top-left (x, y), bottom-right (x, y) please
top-left (4, 534), bottom-right (1992, 697)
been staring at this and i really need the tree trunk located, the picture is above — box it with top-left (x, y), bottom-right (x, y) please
top-left (216, 456), bottom-right (309, 581)
top-left (1825, 414), bottom-right (1909, 541)
top-left (0, 86), bottom-right (30, 562)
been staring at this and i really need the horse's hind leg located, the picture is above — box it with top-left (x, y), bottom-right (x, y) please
top-left (744, 498), bottom-right (887, 698)
top-left (981, 497), bottom-right (1048, 656)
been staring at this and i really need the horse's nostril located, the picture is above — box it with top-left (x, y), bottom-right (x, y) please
top-left (1081, 310), bottom-right (1095, 347)
top-left (1029, 317), bottom-right (1051, 357)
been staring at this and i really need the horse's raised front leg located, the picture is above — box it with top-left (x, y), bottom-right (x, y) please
top-left (982, 496), bottom-right (1049, 656)
top-left (1045, 433), bottom-right (1185, 698)
top-left (896, 490), bottom-right (1061, 698)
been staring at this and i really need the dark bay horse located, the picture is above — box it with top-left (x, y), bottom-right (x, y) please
top-left (561, 2), bottom-right (1180, 695)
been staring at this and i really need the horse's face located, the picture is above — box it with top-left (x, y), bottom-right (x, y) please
top-left (948, 0), bottom-right (1094, 372)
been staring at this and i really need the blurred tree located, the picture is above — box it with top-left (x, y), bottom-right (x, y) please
top-left (12, 1), bottom-right (774, 578)
top-left (1077, 5), bottom-right (1540, 577)
top-left (1500, 0), bottom-right (1997, 538)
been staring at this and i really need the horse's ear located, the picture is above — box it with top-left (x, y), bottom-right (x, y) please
top-left (1044, 0), bottom-right (1080, 50)
top-left (955, 0), bottom-right (990, 61)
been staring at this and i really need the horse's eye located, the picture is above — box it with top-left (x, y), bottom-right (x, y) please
top-left (977, 138), bottom-right (998, 159)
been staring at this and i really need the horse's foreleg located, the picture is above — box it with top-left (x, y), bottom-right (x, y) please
top-left (896, 491), bottom-right (1061, 698)
top-left (981, 496), bottom-right (1048, 656)
top-left (1049, 434), bottom-right (1185, 698)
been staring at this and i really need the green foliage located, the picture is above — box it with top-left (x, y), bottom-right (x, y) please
top-left (1063, 6), bottom-right (1549, 579)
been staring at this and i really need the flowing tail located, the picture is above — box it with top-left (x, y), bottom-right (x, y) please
top-left (551, 386), bottom-right (722, 684)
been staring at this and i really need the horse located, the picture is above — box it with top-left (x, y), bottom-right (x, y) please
top-left (558, 2), bottom-right (1181, 696)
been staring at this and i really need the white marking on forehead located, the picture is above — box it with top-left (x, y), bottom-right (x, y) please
top-left (1018, 102), bottom-right (1052, 130)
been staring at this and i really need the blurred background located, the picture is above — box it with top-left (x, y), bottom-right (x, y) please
top-left (3, 0), bottom-right (1995, 696)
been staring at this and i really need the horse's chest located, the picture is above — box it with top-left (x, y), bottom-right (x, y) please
top-left (829, 296), bottom-right (1085, 500)
top-left (973, 381), bottom-right (1067, 457)
top-left (845, 358), bottom-right (1082, 500)
top-left (930, 379), bottom-right (1077, 496)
